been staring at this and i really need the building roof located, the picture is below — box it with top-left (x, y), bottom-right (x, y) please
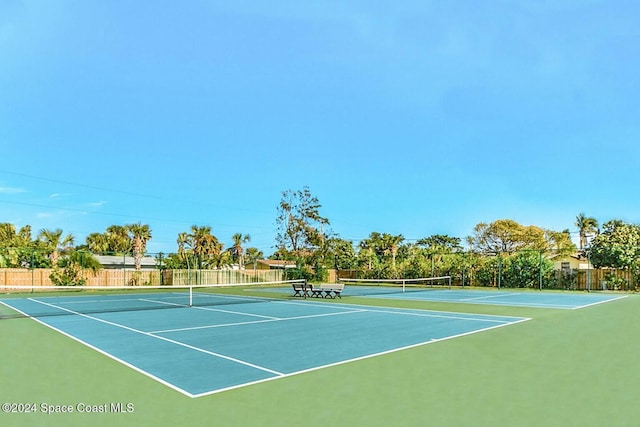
top-left (256, 259), bottom-right (297, 269)
top-left (93, 255), bottom-right (157, 269)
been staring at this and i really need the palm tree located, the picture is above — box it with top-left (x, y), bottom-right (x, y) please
top-left (190, 225), bottom-right (222, 269)
top-left (231, 233), bottom-right (251, 269)
top-left (575, 213), bottom-right (599, 251)
top-left (37, 228), bottom-right (74, 267)
top-left (126, 223), bottom-right (152, 270)
top-left (384, 233), bottom-right (405, 268)
top-left (50, 250), bottom-right (102, 286)
top-left (85, 226), bottom-right (132, 255)
top-left (177, 232), bottom-right (192, 269)
top-left (17, 225), bottom-right (32, 246)
top-left (245, 247), bottom-right (263, 270)
top-left (86, 232), bottom-right (110, 254)
top-left (217, 250), bottom-right (233, 269)
top-left (0, 223), bottom-right (16, 244)
top-left (106, 225), bottom-right (132, 254)
top-left (360, 233), bottom-right (394, 271)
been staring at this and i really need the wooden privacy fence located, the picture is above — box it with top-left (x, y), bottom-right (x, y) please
top-left (568, 268), bottom-right (636, 291)
top-left (163, 269), bottom-right (284, 285)
top-left (0, 268), bottom-right (284, 287)
top-left (0, 268), bottom-right (161, 287)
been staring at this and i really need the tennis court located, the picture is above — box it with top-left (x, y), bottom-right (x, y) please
top-left (346, 287), bottom-right (627, 309)
top-left (0, 289), bottom-right (527, 397)
top-left (258, 283), bottom-right (625, 309)
top-left (310, 278), bottom-right (627, 309)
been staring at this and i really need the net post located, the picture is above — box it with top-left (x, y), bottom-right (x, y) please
top-left (448, 276), bottom-right (452, 289)
top-left (189, 285), bottom-right (193, 307)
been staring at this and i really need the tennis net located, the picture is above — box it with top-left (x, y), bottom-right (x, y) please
top-left (338, 276), bottom-right (452, 297)
top-left (0, 279), bottom-right (305, 319)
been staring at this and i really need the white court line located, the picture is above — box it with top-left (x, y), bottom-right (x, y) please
top-left (269, 299), bottom-right (512, 322)
top-left (139, 298), bottom-right (189, 308)
top-left (150, 309), bottom-right (367, 334)
top-left (56, 291), bottom-right (272, 306)
top-left (191, 316), bottom-right (532, 398)
top-left (31, 292), bottom-right (286, 321)
top-left (279, 298), bottom-right (527, 321)
top-left (150, 317), bottom-right (283, 334)
top-left (152, 301), bottom-right (514, 335)
top-left (360, 307), bottom-right (510, 323)
top-left (0, 300), bottom-right (196, 397)
top-left (141, 298), bottom-right (281, 320)
top-left (460, 292), bottom-right (522, 301)
top-left (4, 297), bottom-right (531, 398)
top-left (192, 292), bottom-right (279, 303)
top-left (455, 293), bottom-right (628, 310)
top-left (43, 296), bottom-right (174, 304)
top-left (368, 293), bottom-right (597, 310)
top-left (571, 294), bottom-right (629, 310)
top-left (42, 292), bottom-right (190, 305)
top-left (26, 298), bottom-right (286, 377)
top-left (190, 304), bottom-right (280, 319)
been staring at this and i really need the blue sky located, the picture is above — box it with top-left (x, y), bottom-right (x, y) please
top-left (1, 0), bottom-right (639, 255)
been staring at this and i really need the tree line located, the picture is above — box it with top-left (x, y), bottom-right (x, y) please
top-left (0, 222), bottom-right (259, 285)
top-left (1, 186), bottom-right (638, 289)
top-left (271, 188), bottom-right (638, 289)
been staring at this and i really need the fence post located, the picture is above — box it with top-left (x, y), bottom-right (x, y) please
top-left (497, 253), bottom-right (502, 289)
top-left (461, 256), bottom-right (465, 288)
top-left (586, 251), bottom-right (592, 292)
top-left (431, 255), bottom-right (434, 278)
top-left (539, 250), bottom-right (543, 291)
top-left (31, 249), bottom-right (35, 290)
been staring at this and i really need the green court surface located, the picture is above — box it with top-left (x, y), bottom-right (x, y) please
top-left (1, 289), bottom-right (638, 427)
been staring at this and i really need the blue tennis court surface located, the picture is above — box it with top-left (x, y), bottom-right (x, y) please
top-left (348, 288), bottom-right (627, 309)
top-left (259, 285), bottom-right (627, 309)
top-left (1, 293), bottom-right (528, 397)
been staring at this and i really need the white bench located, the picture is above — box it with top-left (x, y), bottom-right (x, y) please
top-left (319, 283), bottom-right (344, 299)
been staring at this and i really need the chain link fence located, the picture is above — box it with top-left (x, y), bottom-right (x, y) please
top-left (0, 249), bottom-right (283, 287)
top-left (338, 250), bottom-right (638, 291)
